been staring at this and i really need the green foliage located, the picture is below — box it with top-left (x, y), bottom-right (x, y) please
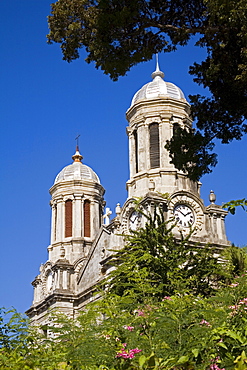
top-left (165, 126), bottom-right (217, 180)
top-left (224, 245), bottom-right (247, 277)
top-left (107, 207), bottom-right (229, 299)
top-left (4, 272), bottom-right (247, 369)
top-left (47, 0), bottom-right (247, 179)
top-left (2, 213), bottom-right (247, 369)
top-left (223, 199), bottom-right (247, 215)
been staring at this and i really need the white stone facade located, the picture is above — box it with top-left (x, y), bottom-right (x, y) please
top-left (26, 64), bottom-right (230, 325)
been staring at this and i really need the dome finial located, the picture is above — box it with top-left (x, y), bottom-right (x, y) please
top-left (151, 54), bottom-right (165, 80)
top-left (72, 134), bottom-right (83, 163)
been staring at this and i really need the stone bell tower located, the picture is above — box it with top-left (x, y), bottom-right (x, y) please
top-left (126, 60), bottom-right (199, 199)
top-left (26, 147), bottom-right (105, 324)
top-left (121, 59), bottom-right (230, 248)
top-left (48, 146), bottom-right (105, 263)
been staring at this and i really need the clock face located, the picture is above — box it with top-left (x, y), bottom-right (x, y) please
top-left (129, 211), bottom-right (140, 231)
top-left (174, 204), bottom-right (194, 228)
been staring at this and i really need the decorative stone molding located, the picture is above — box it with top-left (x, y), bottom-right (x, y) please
top-left (63, 195), bottom-right (75, 202)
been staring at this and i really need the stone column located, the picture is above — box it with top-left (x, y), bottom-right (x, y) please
top-left (211, 213), bottom-right (217, 239)
top-left (138, 124), bottom-right (146, 172)
top-left (91, 199), bottom-right (96, 239)
top-left (81, 199), bottom-right (85, 237)
top-left (74, 194), bottom-right (82, 238)
top-left (220, 214), bottom-right (228, 242)
top-left (127, 128), bottom-right (135, 178)
top-left (63, 270), bottom-right (68, 290)
top-left (50, 201), bottom-right (57, 244)
top-left (56, 197), bottom-right (64, 243)
top-left (54, 268), bottom-right (61, 290)
top-left (32, 278), bottom-right (40, 304)
top-left (163, 118), bottom-right (172, 167)
top-left (53, 269), bottom-right (57, 290)
top-left (216, 215), bottom-right (223, 240)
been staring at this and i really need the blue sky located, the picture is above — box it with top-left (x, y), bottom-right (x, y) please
top-left (0, 1), bottom-right (246, 313)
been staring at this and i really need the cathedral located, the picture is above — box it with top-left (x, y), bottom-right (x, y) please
top-left (26, 61), bottom-right (230, 324)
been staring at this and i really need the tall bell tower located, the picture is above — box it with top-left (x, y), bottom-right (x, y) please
top-left (121, 59), bottom-right (230, 248)
top-left (48, 146), bottom-right (105, 263)
top-left (26, 147), bottom-right (105, 324)
top-left (126, 60), bottom-right (199, 198)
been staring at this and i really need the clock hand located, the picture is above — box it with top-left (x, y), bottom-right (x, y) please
top-left (184, 212), bottom-right (192, 217)
top-left (131, 215), bottom-right (138, 223)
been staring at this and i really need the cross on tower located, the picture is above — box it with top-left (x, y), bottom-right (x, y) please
top-left (75, 134), bottom-right (80, 150)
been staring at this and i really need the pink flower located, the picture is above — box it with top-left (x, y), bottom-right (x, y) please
top-left (200, 319), bottom-right (211, 327)
top-left (239, 298), bottom-right (247, 305)
top-left (229, 305), bottom-right (238, 310)
top-left (116, 347), bottom-right (142, 359)
top-left (230, 283), bottom-right (239, 287)
top-left (162, 296), bottom-right (172, 301)
top-left (137, 309), bottom-right (145, 316)
top-left (116, 350), bottom-right (129, 359)
top-left (210, 364), bottom-right (225, 370)
top-left (131, 348), bottom-right (142, 354)
top-left (210, 357), bottom-right (225, 370)
top-left (124, 325), bottom-right (134, 331)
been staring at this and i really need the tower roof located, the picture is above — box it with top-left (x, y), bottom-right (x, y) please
top-left (131, 58), bottom-right (186, 107)
top-left (54, 147), bottom-right (100, 184)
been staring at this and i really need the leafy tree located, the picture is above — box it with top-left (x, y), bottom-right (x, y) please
top-left (47, 0), bottom-right (247, 179)
top-left (106, 207), bottom-right (230, 300)
top-left (1, 215), bottom-right (247, 369)
top-left (20, 272), bottom-right (247, 369)
top-left (224, 245), bottom-right (247, 277)
top-left (0, 308), bottom-right (72, 369)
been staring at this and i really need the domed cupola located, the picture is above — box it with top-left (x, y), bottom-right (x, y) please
top-left (48, 146), bottom-right (105, 264)
top-left (54, 148), bottom-right (100, 184)
top-left (131, 59), bottom-right (186, 107)
top-left (126, 58), bottom-right (194, 199)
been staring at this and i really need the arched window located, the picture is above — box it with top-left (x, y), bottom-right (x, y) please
top-left (84, 200), bottom-right (91, 237)
top-left (133, 130), bottom-right (138, 173)
top-left (65, 199), bottom-right (73, 237)
top-left (149, 123), bottom-right (160, 168)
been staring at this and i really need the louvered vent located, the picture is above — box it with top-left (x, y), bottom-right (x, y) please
top-left (149, 123), bottom-right (160, 169)
top-left (134, 130), bottom-right (138, 173)
top-left (84, 200), bottom-right (91, 238)
top-left (65, 200), bottom-right (72, 237)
